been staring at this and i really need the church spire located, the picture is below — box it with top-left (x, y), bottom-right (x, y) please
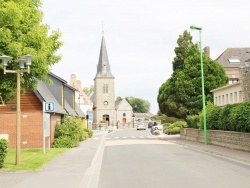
top-left (95, 35), bottom-right (114, 78)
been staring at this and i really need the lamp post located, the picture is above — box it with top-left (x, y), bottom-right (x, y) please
top-left (0, 54), bottom-right (33, 165)
top-left (190, 25), bottom-right (208, 145)
top-left (132, 114), bottom-right (135, 128)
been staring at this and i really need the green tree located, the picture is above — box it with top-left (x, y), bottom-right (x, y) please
top-left (126, 96), bottom-right (150, 113)
top-left (83, 85), bottom-right (94, 95)
top-left (158, 30), bottom-right (228, 119)
top-left (0, 0), bottom-right (62, 101)
top-left (115, 96), bottom-right (123, 102)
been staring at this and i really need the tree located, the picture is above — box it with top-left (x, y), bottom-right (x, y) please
top-left (0, 0), bottom-right (62, 101)
top-left (158, 30), bottom-right (228, 119)
top-left (83, 85), bottom-right (94, 95)
top-left (115, 96), bottom-right (123, 102)
top-left (126, 96), bottom-right (150, 113)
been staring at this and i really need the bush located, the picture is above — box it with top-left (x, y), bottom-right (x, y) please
top-left (53, 116), bottom-right (91, 148)
top-left (186, 115), bottom-right (199, 128)
top-left (168, 127), bottom-right (180, 134)
top-left (83, 128), bottom-right (93, 138)
top-left (206, 104), bottom-right (222, 130)
top-left (52, 136), bottom-right (78, 148)
top-left (164, 126), bottom-right (180, 135)
top-left (0, 139), bottom-right (8, 168)
top-left (229, 102), bottom-right (250, 132)
top-left (173, 121), bottom-right (187, 128)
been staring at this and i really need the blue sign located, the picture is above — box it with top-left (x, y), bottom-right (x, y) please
top-left (43, 102), bottom-right (55, 113)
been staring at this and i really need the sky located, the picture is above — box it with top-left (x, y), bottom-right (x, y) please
top-left (41, 0), bottom-right (250, 114)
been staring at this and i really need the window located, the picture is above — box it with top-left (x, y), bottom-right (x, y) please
top-left (228, 57), bottom-right (240, 63)
top-left (123, 113), bottom-right (126, 117)
top-left (103, 84), bottom-right (108, 93)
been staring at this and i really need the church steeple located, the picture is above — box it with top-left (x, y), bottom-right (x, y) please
top-left (95, 36), bottom-right (114, 78)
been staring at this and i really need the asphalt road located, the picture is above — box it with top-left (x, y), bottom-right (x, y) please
top-left (98, 129), bottom-right (250, 188)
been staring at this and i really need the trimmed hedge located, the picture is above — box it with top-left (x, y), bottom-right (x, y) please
top-left (199, 101), bottom-right (250, 133)
top-left (0, 139), bottom-right (8, 168)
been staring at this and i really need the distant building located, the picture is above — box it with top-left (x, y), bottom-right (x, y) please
top-left (70, 74), bottom-right (93, 128)
top-left (90, 34), bottom-right (133, 128)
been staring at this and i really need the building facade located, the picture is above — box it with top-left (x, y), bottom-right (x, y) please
top-left (92, 35), bottom-right (116, 126)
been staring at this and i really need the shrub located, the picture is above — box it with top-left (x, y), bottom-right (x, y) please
top-left (53, 116), bottom-right (91, 148)
top-left (164, 126), bottom-right (180, 135)
top-left (206, 105), bottom-right (222, 130)
top-left (52, 136), bottom-right (78, 148)
top-left (0, 139), bottom-right (8, 168)
top-left (83, 128), bottom-right (93, 138)
top-left (219, 104), bottom-right (236, 131)
top-left (229, 102), bottom-right (250, 132)
top-left (186, 115), bottom-right (199, 128)
top-left (168, 127), bottom-right (180, 134)
top-left (173, 121), bottom-right (187, 128)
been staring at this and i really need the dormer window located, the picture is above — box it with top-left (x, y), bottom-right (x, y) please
top-left (228, 56), bottom-right (240, 63)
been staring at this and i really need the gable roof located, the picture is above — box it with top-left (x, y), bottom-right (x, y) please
top-left (34, 73), bottom-right (85, 117)
top-left (116, 99), bottom-right (133, 110)
top-left (34, 80), bottom-right (67, 114)
top-left (216, 48), bottom-right (250, 68)
top-left (95, 35), bottom-right (114, 78)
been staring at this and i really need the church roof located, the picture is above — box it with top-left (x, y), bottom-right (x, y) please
top-left (95, 35), bottom-right (114, 78)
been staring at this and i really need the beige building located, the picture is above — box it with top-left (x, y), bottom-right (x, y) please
top-left (211, 82), bottom-right (243, 107)
top-left (211, 48), bottom-right (250, 106)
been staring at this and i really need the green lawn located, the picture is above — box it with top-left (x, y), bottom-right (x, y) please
top-left (1, 148), bottom-right (68, 171)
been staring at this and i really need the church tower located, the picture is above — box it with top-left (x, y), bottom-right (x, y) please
top-left (93, 34), bottom-right (116, 126)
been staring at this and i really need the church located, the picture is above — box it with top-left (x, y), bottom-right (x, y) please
top-left (90, 34), bottom-right (133, 127)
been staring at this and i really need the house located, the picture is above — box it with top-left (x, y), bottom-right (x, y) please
top-left (69, 74), bottom-right (93, 128)
top-left (211, 48), bottom-right (250, 106)
top-left (216, 48), bottom-right (250, 84)
top-left (0, 72), bottom-right (85, 148)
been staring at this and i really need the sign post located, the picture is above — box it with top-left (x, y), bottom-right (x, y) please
top-left (43, 102), bottom-right (55, 153)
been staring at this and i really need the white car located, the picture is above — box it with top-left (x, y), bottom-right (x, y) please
top-left (137, 122), bottom-right (146, 130)
top-left (151, 124), bottom-right (163, 131)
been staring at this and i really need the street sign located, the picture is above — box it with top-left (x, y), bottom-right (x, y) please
top-left (43, 102), bottom-right (55, 113)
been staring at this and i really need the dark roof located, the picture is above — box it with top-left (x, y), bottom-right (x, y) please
top-left (216, 48), bottom-right (250, 68)
top-left (34, 80), bottom-right (67, 114)
top-left (49, 72), bottom-right (67, 83)
top-left (95, 35), bottom-right (114, 78)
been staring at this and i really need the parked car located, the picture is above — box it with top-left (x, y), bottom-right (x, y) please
top-left (151, 124), bottom-right (163, 131)
top-left (148, 121), bottom-right (156, 128)
top-left (137, 122), bottom-right (146, 130)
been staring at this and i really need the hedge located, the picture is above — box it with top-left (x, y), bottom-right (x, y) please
top-left (0, 139), bottom-right (8, 168)
top-left (199, 101), bottom-right (250, 133)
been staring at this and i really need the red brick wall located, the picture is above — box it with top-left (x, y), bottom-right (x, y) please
top-left (0, 111), bottom-right (43, 148)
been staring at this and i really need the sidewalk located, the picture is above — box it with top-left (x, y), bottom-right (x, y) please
top-left (157, 133), bottom-right (250, 165)
top-left (0, 132), bottom-right (108, 188)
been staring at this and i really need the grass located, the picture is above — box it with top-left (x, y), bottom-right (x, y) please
top-left (1, 148), bottom-right (68, 171)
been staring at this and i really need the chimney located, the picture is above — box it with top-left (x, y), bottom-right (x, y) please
top-left (203, 46), bottom-right (210, 57)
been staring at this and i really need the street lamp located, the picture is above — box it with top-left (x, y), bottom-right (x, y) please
top-left (0, 54), bottom-right (33, 165)
top-left (190, 25), bottom-right (208, 145)
top-left (132, 114), bottom-right (135, 128)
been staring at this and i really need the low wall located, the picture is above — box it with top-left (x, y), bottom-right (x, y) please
top-left (180, 128), bottom-right (250, 152)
